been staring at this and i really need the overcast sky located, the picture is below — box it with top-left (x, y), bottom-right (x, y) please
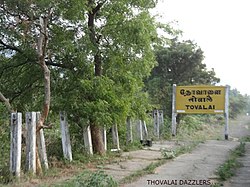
top-left (152, 0), bottom-right (250, 95)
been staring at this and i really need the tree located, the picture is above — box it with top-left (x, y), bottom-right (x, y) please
top-left (244, 95), bottom-right (250, 114)
top-left (0, 1), bottom-right (64, 127)
top-left (146, 38), bottom-right (220, 117)
top-left (0, 0), bottom-right (161, 155)
top-left (0, 0), bottom-right (87, 173)
top-left (54, 0), bottom-right (159, 154)
top-left (229, 88), bottom-right (247, 119)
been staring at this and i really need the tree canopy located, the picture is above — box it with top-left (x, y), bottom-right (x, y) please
top-left (0, 0), bottom-right (160, 154)
top-left (146, 38), bottom-right (220, 117)
top-left (0, 0), bottom-right (248, 157)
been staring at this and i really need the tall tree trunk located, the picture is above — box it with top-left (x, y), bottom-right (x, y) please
top-left (90, 54), bottom-right (105, 155)
top-left (87, 1), bottom-right (105, 155)
top-left (35, 13), bottom-right (52, 174)
top-left (37, 16), bottom-right (50, 129)
top-left (90, 122), bottom-right (105, 155)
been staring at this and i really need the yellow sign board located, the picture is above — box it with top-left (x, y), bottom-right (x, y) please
top-left (175, 85), bottom-right (226, 114)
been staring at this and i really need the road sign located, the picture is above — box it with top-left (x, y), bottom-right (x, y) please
top-left (171, 84), bottom-right (230, 140)
top-left (175, 85), bottom-right (226, 114)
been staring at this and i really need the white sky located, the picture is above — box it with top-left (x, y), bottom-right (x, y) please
top-left (152, 0), bottom-right (250, 95)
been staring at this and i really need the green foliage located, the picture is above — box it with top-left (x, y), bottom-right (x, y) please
top-left (0, 0), bottom-right (167, 154)
top-left (146, 39), bottom-right (220, 117)
top-left (174, 114), bottom-right (224, 141)
top-left (76, 170), bottom-right (117, 187)
top-left (0, 104), bottom-right (11, 184)
top-left (52, 170), bottom-right (118, 187)
top-left (229, 89), bottom-right (248, 119)
top-left (178, 115), bottom-right (203, 135)
top-left (143, 114), bottom-right (171, 140)
top-left (244, 95), bottom-right (250, 114)
top-left (241, 135), bottom-right (250, 142)
top-left (161, 116), bottom-right (172, 139)
top-left (47, 0), bottom-right (160, 127)
top-left (121, 140), bottom-right (144, 152)
top-left (45, 132), bottom-right (64, 161)
top-left (162, 142), bottom-right (198, 160)
top-left (162, 150), bottom-right (176, 159)
top-left (216, 142), bottom-right (245, 181)
top-left (119, 159), bottom-right (167, 185)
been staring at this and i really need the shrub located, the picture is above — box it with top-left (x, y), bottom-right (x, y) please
top-left (0, 104), bottom-right (11, 184)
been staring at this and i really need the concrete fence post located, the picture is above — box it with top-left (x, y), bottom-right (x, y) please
top-left (112, 124), bottom-right (120, 150)
top-left (59, 112), bottom-right (73, 161)
top-left (83, 125), bottom-right (93, 155)
top-left (137, 120), bottom-right (143, 141)
top-left (36, 112), bottom-right (49, 168)
top-left (126, 117), bottom-right (133, 144)
top-left (103, 127), bottom-right (107, 151)
top-left (25, 112), bottom-right (36, 174)
top-left (142, 121), bottom-right (148, 139)
top-left (153, 110), bottom-right (160, 138)
top-left (158, 110), bottom-right (164, 135)
top-left (10, 112), bottom-right (22, 177)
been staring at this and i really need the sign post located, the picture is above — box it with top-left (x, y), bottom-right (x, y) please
top-left (172, 84), bottom-right (177, 136)
top-left (172, 85), bottom-right (229, 139)
top-left (224, 85), bottom-right (230, 140)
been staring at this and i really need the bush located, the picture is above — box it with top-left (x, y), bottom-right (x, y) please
top-left (45, 125), bottom-right (64, 161)
top-left (216, 142), bottom-right (245, 180)
top-left (53, 170), bottom-right (118, 187)
top-left (178, 115), bottom-right (203, 136)
top-left (0, 104), bottom-right (11, 184)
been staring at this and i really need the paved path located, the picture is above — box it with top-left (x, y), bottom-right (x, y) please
top-left (7, 117), bottom-right (250, 187)
top-left (122, 140), bottom-right (239, 187)
top-left (104, 116), bottom-right (250, 187)
top-left (223, 142), bottom-right (250, 187)
top-left (103, 141), bottom-right (177, 182)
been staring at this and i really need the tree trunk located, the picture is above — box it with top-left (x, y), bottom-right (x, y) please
top-left (87, 2), bottom-right (106, 155)
top-left (35, 13), bottom-right (52, 174)
top-left (90, 122), bottom-right (105, 155)
top-left (0, 92), bottom-right (14, 112)
top-left (37, 16), bottom-right (50, 130)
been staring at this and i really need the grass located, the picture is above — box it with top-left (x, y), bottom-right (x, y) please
top-left (212, 141), bottom-right (246, 187)
top-left (3, 116), bottom-right (237, 186)
top-left (122, 141), bottom-right (143, 152)
top-left (119, 159), bottom-right (167, 185)
top-left (241, 135), bottom-right (250, 142)
top-left (161, 142), bottom-right (199, 159)
top-left (214, 135), bottom-right (250, 185)
top-left (119, 141), bottom-right (199, 185)
top-left (128, 116), bottom-right (249, 187)
top-left (112, 117), bottom-right (224, 185)
top-left (1, 151), bottom-right (124, 187)
top-left (51, 170), bottom-right (118, 187)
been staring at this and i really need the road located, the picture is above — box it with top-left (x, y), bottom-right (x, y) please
top-left (118, 116), bottom-right (250, 187)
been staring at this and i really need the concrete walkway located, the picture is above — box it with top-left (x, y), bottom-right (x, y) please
top-left (103, 116), bottom-right (250, 187)
top-left (122, 140), bottom-right (239, 187)
top-left (7, 117), bottom-right (250, 187)
top-left (103, 141), bottom-right (177, 182)
top-left (223, 142), bottom-right (250, 187)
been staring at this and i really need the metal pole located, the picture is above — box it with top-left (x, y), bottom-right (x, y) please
top-left (172, 84), bottom-right (177, 136)
top-left (224, 85), bottom-right (230, 140)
